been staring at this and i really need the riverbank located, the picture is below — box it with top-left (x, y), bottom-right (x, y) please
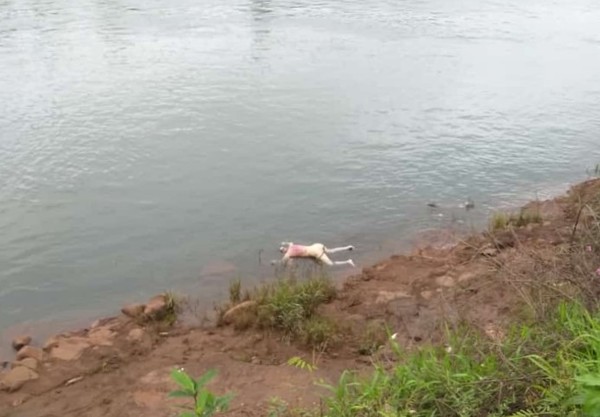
top-left (1, 178), bottom-right (600, 416)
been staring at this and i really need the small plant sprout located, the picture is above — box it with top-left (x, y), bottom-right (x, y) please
top-left (169, 368), bottom-right (233, 417)
top-left (287, 356), bottom-right (318, 373)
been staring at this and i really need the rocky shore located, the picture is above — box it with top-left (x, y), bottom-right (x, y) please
top-left (1, 179), bottom-right (599, 417)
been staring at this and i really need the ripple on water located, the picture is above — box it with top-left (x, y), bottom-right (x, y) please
top-left (1, 0), bottom-right (600, 333)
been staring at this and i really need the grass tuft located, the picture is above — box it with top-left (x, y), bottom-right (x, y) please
top-left (229, 278), bottom-right (242, 304)
top-left (357, 321), bottom-right (389, 355)
top-left (218, 274), bottom-right (338, 348)
top-left (490, 209), bottom-right (543, 231)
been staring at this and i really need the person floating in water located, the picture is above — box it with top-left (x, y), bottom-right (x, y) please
top-left (271, 242), bottom-right (356, 267)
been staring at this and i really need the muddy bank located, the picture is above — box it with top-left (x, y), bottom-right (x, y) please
top-left (1, 179), bottom-right (599, 417)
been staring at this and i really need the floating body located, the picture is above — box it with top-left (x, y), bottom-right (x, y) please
top-left (272, 242), bottom-right (355, 267)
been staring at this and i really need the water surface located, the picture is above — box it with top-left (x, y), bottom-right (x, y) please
top-left (1, 0), bottom-right (600, 334)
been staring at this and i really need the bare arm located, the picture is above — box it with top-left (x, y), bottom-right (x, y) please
top-left (271, 252), bottom-right (291, 266)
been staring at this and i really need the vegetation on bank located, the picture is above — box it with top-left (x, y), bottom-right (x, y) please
top-left (171, 179), bottom-right (600, 417)
top-left (217, 272), bottom-right (338, 349)
top-left (489, 208), bottom-right (543, 231)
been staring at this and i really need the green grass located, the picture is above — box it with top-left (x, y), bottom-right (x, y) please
top-left (490, 209), bottom-right (543, 231)
top-left (357, 321), bottom-right (389, 356)
top-left (218, 274), bottom-right (338, 348)
top-left (315, 302), bottom-right (600, 417)
top-left (228, 279), bottom-right (242, 304)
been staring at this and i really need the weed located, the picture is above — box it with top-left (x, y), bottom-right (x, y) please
top-left (357, 321), bottom-right (388, 355)
top-left (315, 302), bottom-right (600, 417)
top-left (490, 209), bottom-right (542, 231)
top-left (288, 356), bottom-right (318, 373)
top-left (218, 274), bottom-right (338, 347)
top-left (229, 279), bottom-right (241, 304)
top-left (490, 212), bottom-right (511, 231)
top-left (169, 368), bottom-right (233, 417)
top-left (301, 316), bottom-right (338, 350)
top-left (268, 397), bottom-right (290, 417)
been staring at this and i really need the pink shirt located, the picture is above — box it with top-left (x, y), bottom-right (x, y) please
top-left (286, 244), bottom-right (308, 258)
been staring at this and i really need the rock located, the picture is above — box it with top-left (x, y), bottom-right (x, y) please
top-left (428, 267), bottom-right (448, 278)
top-left (375, 291), bottom-right (411, 304)
top-left (49, 338), bottom-right (90, 361)
top-left (88, 327), bottom-right (116, 347)
top-left (65, 376), bottom-right (84, 386)
top-left (0, 366), bottom-right (39, 392)
top-left (43, 337), bottom-right (60, 352)
top-left (11, 358), bottom-right (38, 371)
top-left (222, 300), bottom-right (257, 325)
top-left (11, 393), bottom-right (30, 407)
top-left (458, 271), bottom-right (476, 283)
top-left (435, 275), bottom-right (455, 287)
top-left (121, 303), bottom-right (146, 319)
top-left (16, 346), bottom-right (44, 362)
top-left (420, 290), bottom-right (434, 300)
top-left (126, 328), bottom-right (145, 343)
top-left (481, 247), bottom-right (498, 257)
top-left (143, 295), bottom-right (169, 320)
top-left (12, 336), bottom-right (32, 352)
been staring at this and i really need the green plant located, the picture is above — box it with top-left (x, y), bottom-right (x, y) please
top-left (169, 368), bottom-right (233, 417)
top-left (288, 356), bottom-right (318, 373)
top-left (357, 321), bottom-right (389, 355)
top-left (575, 374), bottom-right (600, 416)
top-left (268, 397), bottom-right (290, 417)
top-left (490, 212), bottom-right (511, 231)
top-left (312, 303), bottom-right (600, 417)
top-left (229, 279), bottom-right (241, 304)
top-left (217, 274), bottom-right (337, 343)
top-left (489, 209), bottom-right (542, 231)
top-left (301, 316), bottom-right (338, 349)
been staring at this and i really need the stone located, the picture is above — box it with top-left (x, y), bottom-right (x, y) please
top-left (222, 300), bottom-right (258, 325)
top-left (43, 337), bottom-right (60, 352)
top-left (0, 366), bottom-right (39, 392)
top-left (127, 328), bottom-right (145, 343)
top-left (121, 303), bottom-right (146, 319)
top-left (12, 336), bottom-right (32, 352)
top-left (11, 393), bottom-right (30, 407)
top-left (16, 346), bottom-right (44, 362)
top-left (435, 275), bottom-right (455, 287)
top-left (458, 271), bottom-right (476, 283)
top-left (420, 290), bottom-right (434, 300)
top-left (49, 338), bottom-right (90, 361)
top-left (481, 247), bottom-right (498, 257)
top-left (428, 267), bottom-right (448, 278)
top-left (12, 358), bottom-right (38, 371)
top-left (65, 376), bottom-right (84, 386)
top-left (88, 327), bottom-right (116, 346)
top-left (143, 295), bottom-right (169, 320)
top-left (375, 291), bottom-right (411, 304)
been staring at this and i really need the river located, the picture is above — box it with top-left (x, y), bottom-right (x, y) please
top-left (1, 0), bottom-right (600, 336)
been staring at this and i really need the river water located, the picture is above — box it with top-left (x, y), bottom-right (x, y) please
top-left (1, 0), bottom-right (600, 335)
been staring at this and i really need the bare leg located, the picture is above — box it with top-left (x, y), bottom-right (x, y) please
top-left (325, 245), bottom-right (355, 254)
top-left (333, 259), bottom-right (356, 267)
top-left (318, 254), bottom-right (355, 267)
top-left (318, 253), bottom-right (334, 266)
